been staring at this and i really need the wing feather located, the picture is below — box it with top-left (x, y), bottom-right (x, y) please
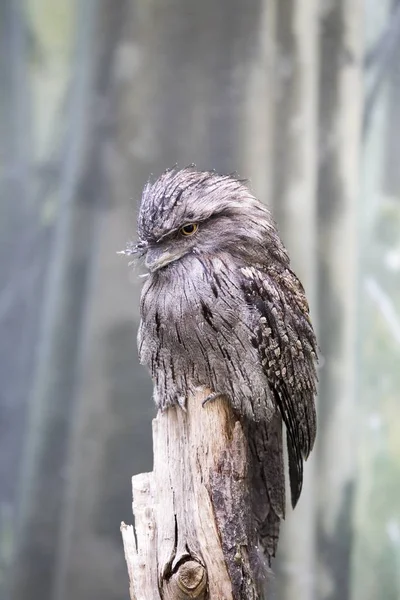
top-left (240, 265), bottom-right (318, 507)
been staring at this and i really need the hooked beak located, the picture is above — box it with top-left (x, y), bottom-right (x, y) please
top-left (118, 240), bottom-right (182, 272)
top-left (145, 247), bottom-right (179, 272)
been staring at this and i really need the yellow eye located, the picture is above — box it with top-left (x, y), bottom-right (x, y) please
top-left (180, 223), bottom-right (198, 236)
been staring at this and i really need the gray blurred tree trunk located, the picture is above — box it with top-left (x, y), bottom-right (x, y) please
top-left (0, 1), bottom-right (46, 596)
top-left (316, 2), bottom-right (363, 600)
top-left (352, 2), bottom-right (397, 599)
top-left (269, 2), bottom-right (319, 599)
top-left (10, 1), bottom-right (123, 599)
top-left (239, 0), bottom-right (276, 206)
top-left (382, 1), bottom-right (400, 196)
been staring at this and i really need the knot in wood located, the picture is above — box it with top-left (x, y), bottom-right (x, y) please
top-left (175, 560), bottom-right (207, 598)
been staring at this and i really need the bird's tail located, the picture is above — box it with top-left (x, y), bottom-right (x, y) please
top-left (244, 413), bottom-right (285, 564)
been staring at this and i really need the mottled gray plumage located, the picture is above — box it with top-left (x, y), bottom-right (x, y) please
top-left (128, 166), bottom-right (318, 561)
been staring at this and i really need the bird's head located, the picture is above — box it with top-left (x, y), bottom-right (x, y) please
top-left (121, 166), bottom-right (288, 273)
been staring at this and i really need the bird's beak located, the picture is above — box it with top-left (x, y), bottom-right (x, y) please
top-left (145, 247), bottom-right (178, 272)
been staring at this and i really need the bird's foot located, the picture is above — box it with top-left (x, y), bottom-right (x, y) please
top-left (202, 392), bottom-right (224, 407)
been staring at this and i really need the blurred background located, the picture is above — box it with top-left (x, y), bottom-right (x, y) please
top-left (1, 0), bottom-right (399, 599)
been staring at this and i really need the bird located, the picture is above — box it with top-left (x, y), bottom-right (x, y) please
top-left (123, 166), bottom-right (318, 563)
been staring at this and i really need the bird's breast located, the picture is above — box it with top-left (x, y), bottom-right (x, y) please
top-left (139, 257), bottom-right (249, 356)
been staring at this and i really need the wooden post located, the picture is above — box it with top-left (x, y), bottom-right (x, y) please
top-left (121, 389), bottom-right (267, 600)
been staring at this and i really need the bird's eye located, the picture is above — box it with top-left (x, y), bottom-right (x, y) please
top-left (180, 223), bottom-right (198, 236)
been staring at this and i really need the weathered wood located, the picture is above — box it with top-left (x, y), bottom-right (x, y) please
top-left (121, 389), bottom-right (267, 599)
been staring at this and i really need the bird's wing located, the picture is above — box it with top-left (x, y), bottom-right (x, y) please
top-left (240, 265), bottom-right (318, 507)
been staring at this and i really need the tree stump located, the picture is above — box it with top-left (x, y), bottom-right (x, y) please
top-left (121, 389), bottom-right (267, 599)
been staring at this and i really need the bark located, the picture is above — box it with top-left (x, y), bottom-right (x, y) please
top-left (121, 390), bottom-right (267, 600)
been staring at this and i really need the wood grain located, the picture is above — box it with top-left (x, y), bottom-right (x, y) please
top-left (121, 389), bottom-right (266, 599)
